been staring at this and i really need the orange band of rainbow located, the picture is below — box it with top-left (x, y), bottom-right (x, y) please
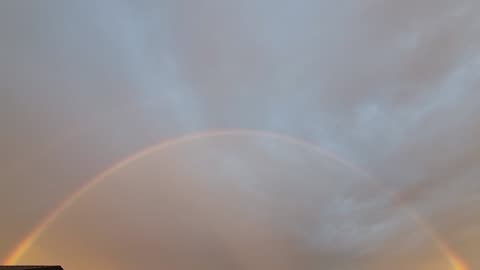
top-left (3, 128), bottom-right (468, 269)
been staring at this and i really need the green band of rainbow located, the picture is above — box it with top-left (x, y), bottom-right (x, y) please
top-left (3, 128), bottom-right (468, 270)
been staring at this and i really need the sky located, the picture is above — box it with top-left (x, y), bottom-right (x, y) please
top-left (0, 0), bottom-right (479, 269)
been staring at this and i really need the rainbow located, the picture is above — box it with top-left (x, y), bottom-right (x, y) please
top-left (3, 128), bottom-right (468, 269)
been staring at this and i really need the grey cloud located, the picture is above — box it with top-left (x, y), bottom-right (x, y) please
top-left (1, 0), bottom-right (480, 269)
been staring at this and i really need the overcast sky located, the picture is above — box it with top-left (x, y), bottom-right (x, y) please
top-left (1, 0), bottom-right (479, 269)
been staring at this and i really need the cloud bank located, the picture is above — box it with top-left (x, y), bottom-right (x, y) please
top-left (1, 0), bottom-right (479, 268)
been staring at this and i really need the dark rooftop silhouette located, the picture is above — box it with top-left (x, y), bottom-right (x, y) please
top-left (0, 266), bottom-right (63, 270)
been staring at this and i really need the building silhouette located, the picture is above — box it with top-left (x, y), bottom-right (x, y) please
top-left (0, 266), bottom-right (63, 270)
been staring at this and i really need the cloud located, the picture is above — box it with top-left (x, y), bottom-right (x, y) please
top-left (1, 0), bottom-right (480, 268)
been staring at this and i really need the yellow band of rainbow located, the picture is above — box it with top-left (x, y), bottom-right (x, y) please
top-left (3, 128), bottom-right (469, 269)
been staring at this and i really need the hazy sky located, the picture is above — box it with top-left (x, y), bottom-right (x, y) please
top-left (1, 0), bottom-right (479, 269)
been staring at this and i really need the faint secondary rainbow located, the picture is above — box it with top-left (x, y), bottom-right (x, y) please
top-left (3, 128), bottom-right (468, 270)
